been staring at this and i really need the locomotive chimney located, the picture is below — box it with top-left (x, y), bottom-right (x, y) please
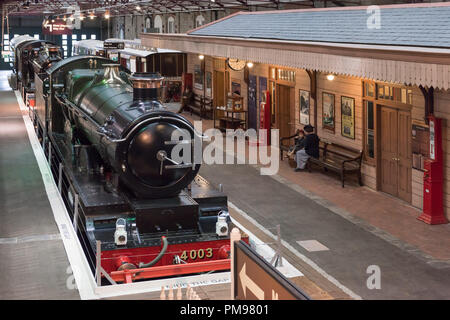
top-left (129, 72), bottom-right (164, 102)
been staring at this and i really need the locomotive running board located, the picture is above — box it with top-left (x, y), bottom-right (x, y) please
top-left (111, 259), bottom-right (231, 284)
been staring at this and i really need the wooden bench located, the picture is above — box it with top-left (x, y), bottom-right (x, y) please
top-left (187, 93), bottom-right (203, 117)
top-left (202, 97), bottom-right (214, 119)
top-left (279, 129), bottom-right (301, 160)
top-left (307, 142), bottom-right (363, 188)
top-left (187, 94), bottom-right (214, 119)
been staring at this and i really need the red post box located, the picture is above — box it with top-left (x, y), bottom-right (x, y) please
top-left (417, 115), bottom-right (448, 224)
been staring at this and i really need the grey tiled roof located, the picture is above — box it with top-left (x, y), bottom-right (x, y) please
top-left (188, 5), bottom-right (450, 48)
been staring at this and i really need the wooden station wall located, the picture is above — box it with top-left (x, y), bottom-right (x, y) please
top-left (186, 53), bottom-right (450, 219)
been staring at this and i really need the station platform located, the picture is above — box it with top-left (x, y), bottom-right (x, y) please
top-left (176, 107), bottom-right (450, 300)
top-left (2, 76), bottom-right (449, 300)
top-left (0, 71), bottom-right (80, 299)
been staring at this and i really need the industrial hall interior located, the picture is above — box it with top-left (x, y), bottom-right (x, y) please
top-left (1, 0), bottom-right (450, 303)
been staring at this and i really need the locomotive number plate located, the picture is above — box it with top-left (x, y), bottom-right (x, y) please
top-left (180, 248), bottom-right (213, 261)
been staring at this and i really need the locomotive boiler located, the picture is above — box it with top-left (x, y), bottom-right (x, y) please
top-left (31, 55), bottom-right (240, 283)
top-left (9, 35), bottom-right (62, 105)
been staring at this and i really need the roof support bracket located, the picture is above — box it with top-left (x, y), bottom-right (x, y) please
top-left (306, 69), bottom-right (317, 128)
top-left (419, 85), bottom-right (434, 125)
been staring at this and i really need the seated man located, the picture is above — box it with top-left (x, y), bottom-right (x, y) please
top-left (294, 125), bottom-right (319, 172)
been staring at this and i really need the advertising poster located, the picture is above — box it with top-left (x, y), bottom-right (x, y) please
top-left (322, 92), bottom-right (335, 131)
top-left (300, 90), bottom-right (310, 125)
top-left (341, 96), bottom-right (355, 139)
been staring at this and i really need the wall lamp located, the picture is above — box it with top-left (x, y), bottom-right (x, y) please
top-left (326, 74), bottom-right (335, 81)
top-left (198, 54), bottom-right (205, 60)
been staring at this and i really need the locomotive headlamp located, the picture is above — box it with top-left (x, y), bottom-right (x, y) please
top-left (216, 212), bottom-right (229, 237)
top-left (114, 218), bottom-right (127, 246)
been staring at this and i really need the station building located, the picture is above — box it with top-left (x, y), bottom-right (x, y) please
top-left (141, 3), bottom-right (450, 220)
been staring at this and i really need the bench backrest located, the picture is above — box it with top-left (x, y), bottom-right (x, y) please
top-left (323, 142), bottom-right (362, 163)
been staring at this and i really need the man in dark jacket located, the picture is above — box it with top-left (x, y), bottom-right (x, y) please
top-left (295, 125), bottom-right (319, 171)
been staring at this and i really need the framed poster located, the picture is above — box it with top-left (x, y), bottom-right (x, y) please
top-left (341, 96), bottom-right (355, 139)
top-left (231, 80), bottom-right (241, 96)
top-left (206, 71), bottom-right (212, 97)
top-left (194, 65), bottom-right (203, 90)
top-left (299, 89), bottom-right (310, 125)
top-left (322, 92), bottom-right (335, 131)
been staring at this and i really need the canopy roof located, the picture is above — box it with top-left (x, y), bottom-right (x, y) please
top-left (142, 3), bottom-right (450, 90)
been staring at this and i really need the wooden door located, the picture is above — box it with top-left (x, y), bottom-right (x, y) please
top-left (214, 71), bottom-right (225, 108)
top-left (277, 84), bottom-right (291, 146)
top-left (380, 106), bottom-right (411, 202)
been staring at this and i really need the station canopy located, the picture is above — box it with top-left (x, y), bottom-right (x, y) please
top-left (142, 3), bottom-right (450, 90)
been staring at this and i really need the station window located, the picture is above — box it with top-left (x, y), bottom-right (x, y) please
top-left (4, 40), bottom-right (9, 45)
top-left (72, 35), bottom-right (77, 40)
top-left (82, 34), bottom-right (87, 40)
top-left (62, 35), bottom-right (67, 40)
top-left (4, 45), bottom-right (9, 51)
top-left (4, 58), bottom-right (9, 62)
top-left (4, 34), bottom-right (8, 39)
top-left (90, 34), bottom-right (96, 39)
top-left (62, 40), bottom-right (67, 45)
top-left (365, 100), bottom-right (375, 160)
top-left (34, 34), bottom-right (39, 39)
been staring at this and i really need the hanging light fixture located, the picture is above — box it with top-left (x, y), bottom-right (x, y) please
top-left (105, 10), bottom-right (110, 19)
top-left (89, 12), bottom-right (95, 20)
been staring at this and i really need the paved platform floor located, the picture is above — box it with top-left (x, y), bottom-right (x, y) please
top-left (0, 71), bottom-right (79, 299)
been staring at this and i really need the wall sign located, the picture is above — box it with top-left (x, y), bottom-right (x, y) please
top-left (233, 240), bottom-right (309, 300)
top-left (322, 92), bottom-right (335, 132)
top-left (42, 19), bottom-right (72, 35)
top-left (206, 71), bottom-right (212, 97)
top-left (299, 89), bottom-right (310, 125)
top-left (231, 80), bottom-right (241, 96)
top-left (341, 96), bottom-right (355, 139)
top-left (104, 41), bottom-right (125, 50)
top-left (194, 65), bottom-right (203, 90)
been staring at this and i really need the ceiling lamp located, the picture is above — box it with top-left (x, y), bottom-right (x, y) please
top-left (80, 14), bottom-right (85, 21)
top-left (326, 74), bottom-right (335, 81)
top-left (63, 15), bottom-right (67, 22)
top-left (89, 12), bottom-right (95, 20)
top-left (136, 5), bottom-right (141, 11)
top-left (105, 11), bottom-right (110, 19)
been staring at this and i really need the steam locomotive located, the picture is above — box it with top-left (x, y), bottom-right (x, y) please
top-left (9, 35), bottom-right (63, 104)
top-left (11, 36), bottom-right (242, 283)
